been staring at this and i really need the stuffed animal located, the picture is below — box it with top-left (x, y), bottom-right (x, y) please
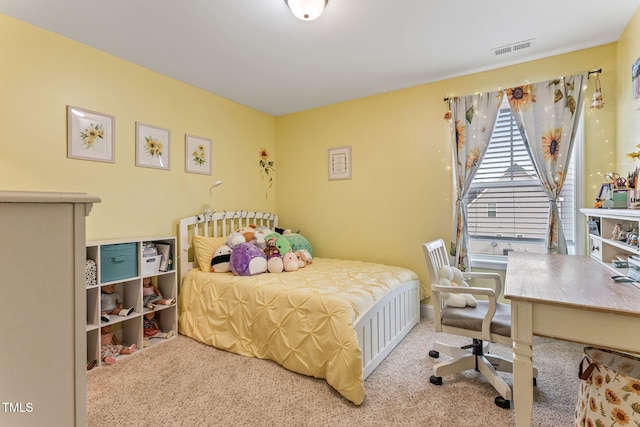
top-left (253, 227), bottom-right (274, 250)
top-left (230, 242), bottom-right (267, 276)
top-left (295, 251), bottom-right (306, 268)
top-left (263, 237), bottom-right (280, 258)
top-left (296, 249), bottom-right (313, 266)
top-left (211, 244), bottom-right (232, 272)
top-left (267, 251), bottom-right (284, 273)
top-left (226, 231), bottom-right (246, 248)
top-left (283, 234), bottom-right (313, 256)
top-left (264, 232), bottom-right (292, 255)
top-left (236, 225), bottom-right (257, 244)
top-left (282, 252), bottom-right (299, 272)
top-left (437, 265), bottom-right (477, 308)
top-left (264, 236), bottom-right (284, 273)
top-left (275, 227), bottom-right (293, 235)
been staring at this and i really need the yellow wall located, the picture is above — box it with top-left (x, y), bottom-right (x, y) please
top-left (0, 14), bottom-right (276, 241)
top-left (3, 11), bottom-right (634, 296)
top-left (276, 45), bottom-right (618, 292)
top-left (616, 6), bottom-right (640, 172)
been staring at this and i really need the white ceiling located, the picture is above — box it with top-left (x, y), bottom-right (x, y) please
top-left (2, 1), bottom-right (639, 116)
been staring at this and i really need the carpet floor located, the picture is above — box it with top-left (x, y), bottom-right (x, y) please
top-left (87, 317), bottom-right (583, 426)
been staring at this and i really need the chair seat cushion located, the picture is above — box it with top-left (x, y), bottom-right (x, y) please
top-left (441, 301), bottom-right (511, 338)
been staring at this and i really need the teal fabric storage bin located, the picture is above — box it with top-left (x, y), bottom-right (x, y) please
top-left (100, 243), bottom-right (138, 283)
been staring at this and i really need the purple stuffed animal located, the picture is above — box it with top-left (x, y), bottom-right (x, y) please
top-left (230, 242), bottom-right (267, 276)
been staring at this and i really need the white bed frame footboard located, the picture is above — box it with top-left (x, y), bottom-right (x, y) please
top-left (178, 211), bottom-right (421, 379)
top-left (356, 279), bottom-right (421, 379)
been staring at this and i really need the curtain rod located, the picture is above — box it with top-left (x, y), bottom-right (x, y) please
top-left (443, 68), bottom-right (604, 101)
top-left (588, 68), bottom-right (603, 78)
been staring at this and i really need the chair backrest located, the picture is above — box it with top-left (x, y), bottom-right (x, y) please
top-left (422, 239), bottom-right (450, 284)
top-left (421, 239), bottom-right (451, 330)
top-left (422, 238), bottom-right (510, 342)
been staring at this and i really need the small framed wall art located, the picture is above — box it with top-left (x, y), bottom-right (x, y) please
top-left (67, 106), bottom-right (115, 163)
top-left (328, 146), bottom-right (351, 180)
top-left (185, 134), bottom-right (212, 175)
top-left (136, 122), bottom-right (170, 170)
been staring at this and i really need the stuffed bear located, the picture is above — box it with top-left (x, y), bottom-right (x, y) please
top-left (230, 242), bottom-right (267, 276)
top-left (210, 244), bottom-right (232, 273)
top-left (438, 265), bottom-right (477, 308)
top-left (264, 236), bottom-right (278, 257)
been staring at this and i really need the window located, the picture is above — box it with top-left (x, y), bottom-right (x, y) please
top-left (465, 99), bottom-right (582, 264)
top-left (487, 203), bottom-right (496, 218)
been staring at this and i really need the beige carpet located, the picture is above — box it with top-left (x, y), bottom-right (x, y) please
top-left (87, 318), bottom-right (582, 426)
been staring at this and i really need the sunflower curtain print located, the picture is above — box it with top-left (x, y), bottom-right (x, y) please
top-left (135, 122), bottom-right (170, 170)
top-left (448, 92), bottom-right (503, 271)
top-left (259, 148), bottom-right (275, 199)
top-left (506, 72), bottom-right (588, 254)
top-left (67, 106), bottom-right (115, 163)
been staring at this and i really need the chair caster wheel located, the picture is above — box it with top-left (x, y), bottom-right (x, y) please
top-left (494, 396), bottom-right (510, 409)
top-left (428, 350), bottom-right (440, 358)
top-left (430, 375), bottom-right (443, 385)
top-left (533, 377), bottom-right (537, 386)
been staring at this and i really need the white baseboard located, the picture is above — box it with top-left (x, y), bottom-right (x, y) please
top-left (420, 304), bottom-right (434, 319)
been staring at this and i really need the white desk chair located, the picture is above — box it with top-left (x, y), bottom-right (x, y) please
top-left (422, 239), bottom-right (537, 409)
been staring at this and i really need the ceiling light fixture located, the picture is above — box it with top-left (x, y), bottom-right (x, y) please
top-left (285, 0), bottom-right (328, 21)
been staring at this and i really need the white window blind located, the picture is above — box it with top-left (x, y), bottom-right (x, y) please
top-left (465, 102), bottom-right (576, 257)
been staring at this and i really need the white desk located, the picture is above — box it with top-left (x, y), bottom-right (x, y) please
top-left (504, 252), bottom-right (640, 427)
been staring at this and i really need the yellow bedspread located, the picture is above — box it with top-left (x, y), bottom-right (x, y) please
top-left (178, 257), bottom-right (421, 405)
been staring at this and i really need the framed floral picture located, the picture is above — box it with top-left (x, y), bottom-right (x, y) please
top-left (328, 146), bottom-right (352, 180)
top-left (185, 134), bottom-right (211, 175)
top-left (67, 106), bottom-right (115, 163)
top-left (136, 122), bottom-right (170, 170)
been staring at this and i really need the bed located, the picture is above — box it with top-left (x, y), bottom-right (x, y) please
top-left (177, 210), bottom-right (423, 405)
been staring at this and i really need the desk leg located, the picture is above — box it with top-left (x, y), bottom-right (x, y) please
top-left (511, 300), bottom-right (533, 427)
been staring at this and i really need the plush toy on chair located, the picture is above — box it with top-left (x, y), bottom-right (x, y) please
top-left (438, 265), bottom-right (477, 308)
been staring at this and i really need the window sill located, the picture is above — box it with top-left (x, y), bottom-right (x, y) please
top-left (469, 254), bottom-right (507, 271)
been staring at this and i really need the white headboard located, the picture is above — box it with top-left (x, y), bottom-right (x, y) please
top-left (178, 210), bottom-right (278, 281)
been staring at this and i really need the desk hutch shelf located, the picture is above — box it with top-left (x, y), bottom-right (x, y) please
top-left (581, 208), bottom-right (640, 276)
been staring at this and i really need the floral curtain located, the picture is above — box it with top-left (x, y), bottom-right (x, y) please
top-left (449, 92), bottom-right (504, 270)
top-left (505, 73), bottom-right (588, 254)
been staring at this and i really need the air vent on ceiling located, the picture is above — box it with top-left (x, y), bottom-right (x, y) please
top-left (491, 39), bottom-right (536, 56)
